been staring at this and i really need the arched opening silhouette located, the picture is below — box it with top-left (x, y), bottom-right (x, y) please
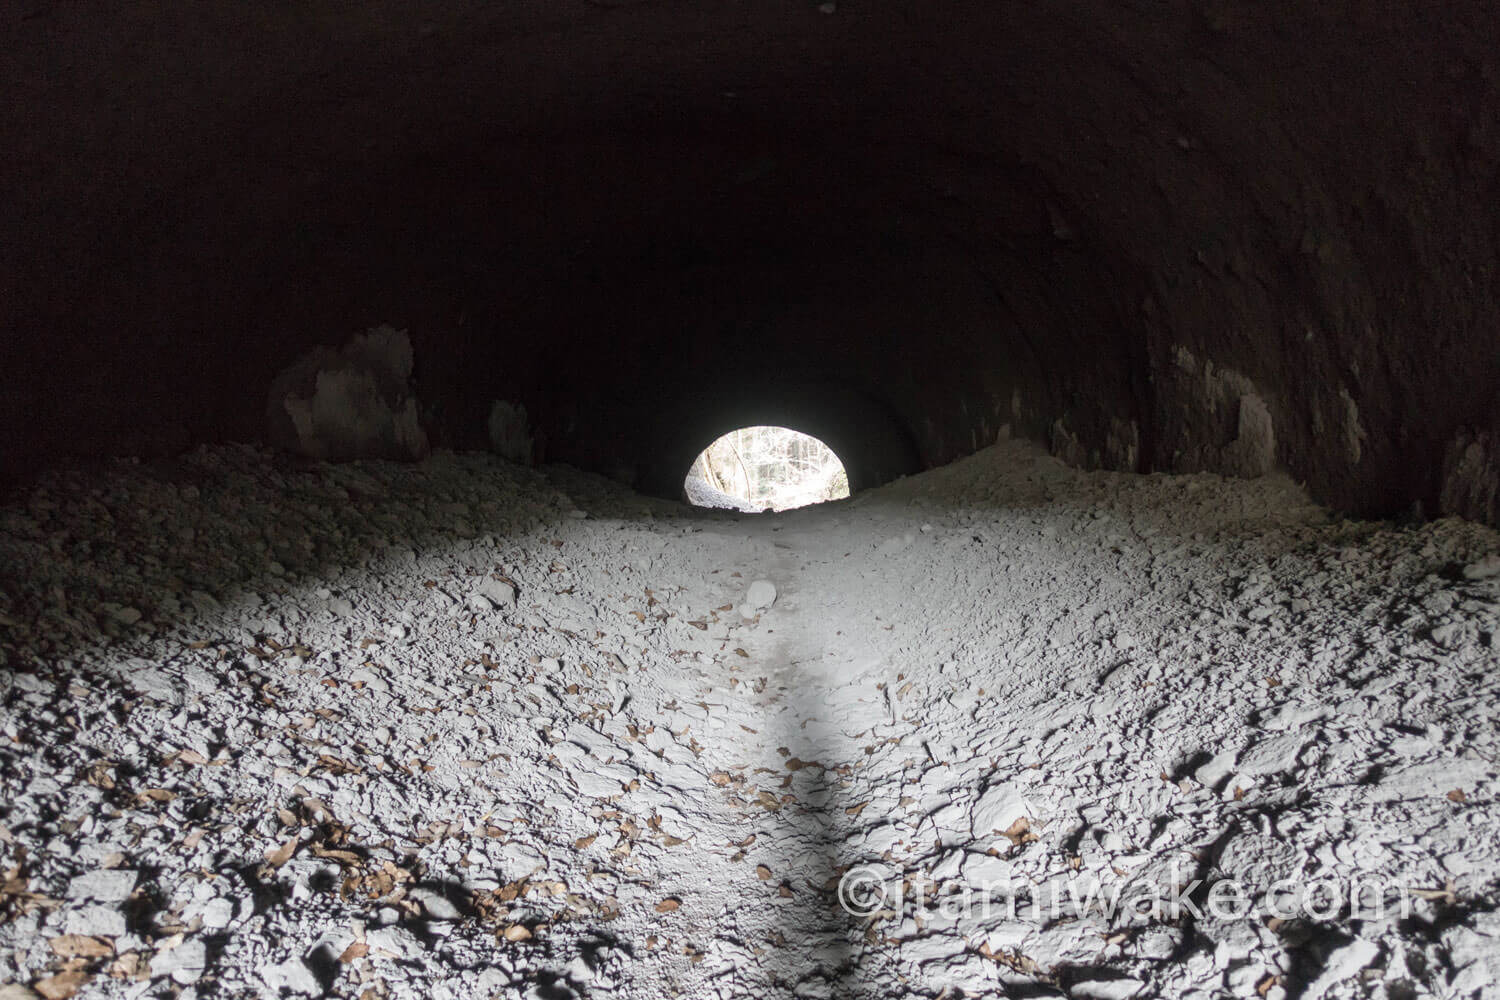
top-left (684, 426), bottom-right (850, 512)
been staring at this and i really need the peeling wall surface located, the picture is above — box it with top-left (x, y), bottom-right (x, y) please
top-left (3, 1), bottom-right (1497, 521)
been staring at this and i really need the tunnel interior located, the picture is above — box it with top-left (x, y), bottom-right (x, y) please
top-left (4, 5), bottom-right (1500, 998)
top-left (5, 1), bottom-right (1497, 523)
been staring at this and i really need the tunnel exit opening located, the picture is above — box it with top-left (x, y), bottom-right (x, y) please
top-left (684, 426), bottom-right (850, 512)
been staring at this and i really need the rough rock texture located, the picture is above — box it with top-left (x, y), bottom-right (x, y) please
top-left (1443, 430), bottom-right (1499, 525)
top-left (486, 401), bottom-right (533, 466)
top-left (2, 440), bottom-right (1498, 997)
top-left (683, 475), bottom-right (760, 513)
top-left (266, 326), bottom-right (429, 462)
top-left (1, 1), bottom-right (1497, 522)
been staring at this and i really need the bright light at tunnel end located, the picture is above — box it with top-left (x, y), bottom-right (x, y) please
top-left (684, 425), bottom-right (849, 512)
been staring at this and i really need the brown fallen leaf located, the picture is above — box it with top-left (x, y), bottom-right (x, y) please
top-left (574, 835), bottom-right (597, 849)
top-left (845, 801), bottom-right (869, 817)
top-left (338, 942), bottom-right (369, 964)
top-left (755, 865), bottom-right (772, 880)
top-left (1447, 788), bottom-right (1467, 803)
top-left (708, 771), bottom-right (732, 786)
top-left (502, 924), bottom-right (532, 942)
top-left (34, 973), bottom-right (92, 1000)
top-left (655, 898), bottom-right (681, 913)
top-left (1002, 816), bottom-right (1039, 846)
top-left (107, 952), bottom-right (145, 979)
top-left (264, 837), bottom-right (298, 869)
top-left (1408, 880), bottom-right (1459, 903)
top-left (48, 935), bottom-right (112, 958)
top-left (311, 846), bottom-right (361, 865)
top-left (976, 943), bottom-right (1041, 974)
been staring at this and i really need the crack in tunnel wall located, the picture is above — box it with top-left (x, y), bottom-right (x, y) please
top-left (2, 0), bottom-right (1497, 523)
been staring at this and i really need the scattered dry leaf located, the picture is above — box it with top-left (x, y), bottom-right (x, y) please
top-left (48, 935), bottom-right (112, 958)
top-left (264, 837), bottom-right (297, 869)
top-left (107, 952), bottom-right (145, 979)
top-left (1409, 880), bottom-right (1458, 903)
top-left (34, 973), bottom-right (92, 1000)
top-left (1002, 817), bottom-right (1039, 846)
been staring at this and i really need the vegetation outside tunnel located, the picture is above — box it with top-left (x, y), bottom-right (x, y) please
top-left (686, 426), bottom-right (850, 512)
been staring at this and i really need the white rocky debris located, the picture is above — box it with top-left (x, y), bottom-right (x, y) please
top-left (0, 439), bottom-right (1497, 998)
top-left (266, 325), bottom-right (429, 462)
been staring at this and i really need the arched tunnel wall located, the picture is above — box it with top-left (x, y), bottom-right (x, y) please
top-left (3, 1), bottom-right (1497, 522)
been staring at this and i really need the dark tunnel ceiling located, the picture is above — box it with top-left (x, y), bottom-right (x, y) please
top-left (2, 1), bottom-right (1498, 523)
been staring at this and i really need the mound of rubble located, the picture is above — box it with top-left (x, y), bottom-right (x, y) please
top-left (1, 441), bottom-right (1498, 998)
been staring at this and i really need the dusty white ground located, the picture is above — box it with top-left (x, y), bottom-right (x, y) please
top-left (2, 440), bottom-right (1499, 1000)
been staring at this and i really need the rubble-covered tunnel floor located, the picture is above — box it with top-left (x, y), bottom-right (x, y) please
top-left (2, 440), bottom-right (1499, 999)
